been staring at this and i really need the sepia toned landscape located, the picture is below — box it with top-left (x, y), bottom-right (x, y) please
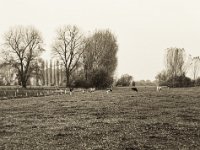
top-left (1, 0), bottom-right (200, 149)
top-left (0, 87), bottom-right (200, 149)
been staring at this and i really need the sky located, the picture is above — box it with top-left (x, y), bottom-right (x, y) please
top-left (0, 0), bottom-right (200, 81)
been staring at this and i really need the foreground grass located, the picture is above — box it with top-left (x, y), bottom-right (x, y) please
top-left (0, 87), bottom-right (200, 150)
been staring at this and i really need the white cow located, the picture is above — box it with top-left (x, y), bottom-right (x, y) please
top-left (156, 86), bottom-right (162, 92)
top-left (157, 85), bottom-right (170, 91)
top-left (106, 88), bottom-right (112, 94)
top-left (89, 88), bottom-right (96, 92)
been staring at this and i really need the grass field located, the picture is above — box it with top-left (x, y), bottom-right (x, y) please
top-left (0, 87), bottom-right (200, 150)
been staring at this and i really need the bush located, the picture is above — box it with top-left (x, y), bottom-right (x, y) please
top-left (132, 81), bottom-right (136, 86)
top-left (166, 74), bottom-right (193, 87)
top-left (195, 77), bottom-right (200, 86)
top-left (73, 79), bottom-right (91, 88)
top-left (116, 74), bottom-right (132, 87)
top-left (90, 69), bottom-right (113, 89)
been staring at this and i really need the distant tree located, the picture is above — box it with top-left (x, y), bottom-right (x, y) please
top-left (56, 60), bottom-right (59, 86)
top-left (195, 77), bottom-right (200, 86)
top-left (52, 25), bottom-right (84, 87)
top-left (53, 60), bottom-right (56, 86)
top-left (50, 60), bottom-right (53, 85)
top-left (0, 63), bottom-right (17, 85)
top-left (166, 73), bottom-right (193, 87)
top-left (32, 58), bottom-right (44, 86)
top-left (191, 56), bottom-right (200, 82)
top-left (132, 81), bottom-right (136, 86)
top-left (165, 47), bottom-right (186, 87)
top-left (116, 74), bottom-right (133, 86)
top-left (155, 70), bottom-right (169, 86)
top-left (135, 80), bottom-right (156, 86)
top-left (83, 30), bottom-right (118, 81)
top-left (1, 26), bottom-right (44, 88)
top-left (45, 60), bottom-right (49, 86)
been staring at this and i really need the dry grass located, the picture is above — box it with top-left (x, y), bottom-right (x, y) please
top-left (0, 87), bottom-right (200, 149)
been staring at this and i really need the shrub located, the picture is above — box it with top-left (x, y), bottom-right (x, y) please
top-left (132, 81), bottom-right (136, 86)
top-left (73, 79), bottom-right (91, 88)
top-left (116, 74), bottom-right (132, 87)
top-left (90, 69), bottom-right (113, 89)
top-left (166, 74), bottom-right (193, 87)
top-left (195, 77), bottom-right (200, 86)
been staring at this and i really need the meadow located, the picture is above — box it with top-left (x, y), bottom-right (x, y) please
top-left (0, 87), bottom-right (200, 150)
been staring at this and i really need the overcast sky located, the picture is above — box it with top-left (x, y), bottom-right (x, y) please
top-left (0, 0), bottom-right (200, 80)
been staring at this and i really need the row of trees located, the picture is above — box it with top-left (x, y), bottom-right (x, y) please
top-left (156, 47), bottom-right (200, 87)
top-left (0, 25), bottom-right (118, 88)
top-left (115, 74), bottom-right (156, 87)
top-left (115, 74), bottom-right (133, 86)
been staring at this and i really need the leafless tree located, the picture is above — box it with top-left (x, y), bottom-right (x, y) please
top-left (1, 26), bottom-right (44, 88)
top-left (165, 47), bottom-right (186, 86)
top-left (191, 56), bottom-right (200, 81)
top-left (52, 25), bottom-right (84, 87)
top-left (165, 48), bottom-right (185, 77)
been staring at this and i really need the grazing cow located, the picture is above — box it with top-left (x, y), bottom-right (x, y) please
top-left (89, 88), bottom-right (95, 92)
top-left (156, 86), bottom-right (162, 92)
top-left (131, 87), bottom-right (138, 92)
top-left (106, 88), bottom-right (112, 94)
top-left (157, 86), bottom-right (170, 91)
top-left (69, 87), bottom-right (73, 95)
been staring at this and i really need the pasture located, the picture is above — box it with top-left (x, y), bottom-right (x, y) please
top-left (0, 87), bottom-right (200, 149)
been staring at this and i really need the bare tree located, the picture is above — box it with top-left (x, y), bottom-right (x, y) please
top-left (1, 26), bottom-right (44, 88)
top-left (165, 47), bottom-right (186, 87)
top-left (183, 54), bottom-right (193, 75)
top-left (191, 56), bottom-right (200, 81)
top-left (52, 25), bottom-right (84, 87)
top-left (166, 48), bottom-right (185, 76)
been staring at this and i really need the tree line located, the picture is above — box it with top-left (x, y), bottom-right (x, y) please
top-left (156, 47), bottom-right (200, 87)
top-left (0, 25), bottom-right (118, 88)
top-left (114, 47), bottom-right (200, 88)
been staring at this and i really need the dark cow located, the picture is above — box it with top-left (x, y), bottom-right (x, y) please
top-left (131, 87), bottom-right (138, 92)
top-left (69, 87), bottom-right (74, 95)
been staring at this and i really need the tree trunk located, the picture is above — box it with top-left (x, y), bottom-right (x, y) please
top-left (56, 61), bottom-right (59, 86)
top-left (65, 70), bottom-right (70, 87)
top-left (21, 78), bottom-right (27, 88)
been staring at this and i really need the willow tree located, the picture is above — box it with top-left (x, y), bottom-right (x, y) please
top-left (2, 26), bottom-right (44, 88)
top-left (52, 25), bottom-right (84, 87)
top-left (83, 30), bottom-right (118, 83)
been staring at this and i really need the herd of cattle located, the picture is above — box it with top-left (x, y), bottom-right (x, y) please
top-left (68, 85), bottom-right (170, 95)
top-left (0, 85), bottom-right (171, 100)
